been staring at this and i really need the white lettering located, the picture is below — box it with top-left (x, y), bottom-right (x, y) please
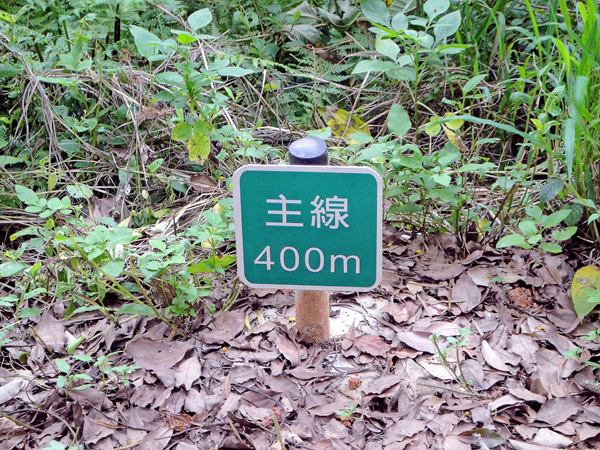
top-left (280, 247), bottom-right (299, 271)
top-left (330, 254), bottom-right (360, 274)
top-left (305, 247), bottom-right (324, 273)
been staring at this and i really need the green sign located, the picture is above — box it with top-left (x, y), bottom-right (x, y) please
top-left (233, 165), bottom-right (382, 291)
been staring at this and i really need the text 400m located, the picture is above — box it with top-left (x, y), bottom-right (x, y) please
top-left (254, 246), bottom-right (360, 274)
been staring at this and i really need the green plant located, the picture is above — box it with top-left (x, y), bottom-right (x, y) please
top-left (564, 329), bottom-right (600, 373)
top-left (94, 352), bottom-right (140, 388)
top-left (353, 0), bottom-right (466, 132)
top-left (40, 441), bottom-right (83, 450)
top-left (54, 356), bottom-right (94, 397)
top-left (495, 204), bottom-right (577, 253)
top-left (429, 327), bottom-right (477, 396)
top-left (335, 404), bottom-right (357, 417)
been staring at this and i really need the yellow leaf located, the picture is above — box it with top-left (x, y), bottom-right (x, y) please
top-left (245, 313), bottom-right (251, 331)
top-left (383, 0), bottom-right (394, 6)
top-left (443, 126), bottom-right (459, 145)
top-left (444, 112), bottom-right (464, 130)
top-left (317, 106), bottom-right (371, 143)
top-left (572, 266), bottom-right (600, 320)
top-left (187, 133), bottom-right (211, 163)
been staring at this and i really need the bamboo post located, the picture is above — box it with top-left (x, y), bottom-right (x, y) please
top-left (289, 137), bottom-right (330, 343)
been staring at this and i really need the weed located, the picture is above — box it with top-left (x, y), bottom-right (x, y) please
top-left (430, 327), bottom-right (477, 396)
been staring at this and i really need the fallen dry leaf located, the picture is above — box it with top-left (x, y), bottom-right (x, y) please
top-left (353, 334), bottom-right (390, 357)
top-left (452, 272), bottom-right (482, 312)
top-left (535, 396), bottom-right (580, 426)
top-left (382, 301), bottom-right (419, 324)
top-left (34, 313), bottom-right (66, 353)
top-left (417, 263), bottom-right (465, 281)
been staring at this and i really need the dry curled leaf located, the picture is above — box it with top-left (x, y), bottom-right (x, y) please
top-left (353, 334), bottom-right (390, 357)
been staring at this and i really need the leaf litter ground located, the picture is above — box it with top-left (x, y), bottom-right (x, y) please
top-left (2, 228), bottom-right (600, 450)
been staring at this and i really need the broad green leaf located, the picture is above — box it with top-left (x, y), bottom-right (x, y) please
top-left (456, 162), bottom-right (496, 173)
top-left (356, 146), bottom-right (383, 161)
top-left (433, 10), bottom-right (461, 40)
top-left (573, 266), bottom-right (600, 320)
top-left (48, 173), bottom-right (58, 191)
top-left (0, 261), bottom-right (27, 277)
top-left (432, 174), bottom-right (451, 186)
top-left (350, 133), bottom-right (374, 144)
top-left (425, 116), bottom-right (442, 136)
top-left (0, 156), bottom-right (24, 167)
top-left (564, 204), bottom-right (583, 226)
top-left (544, 209), bottom-right (571, 228)
top-left (288, 24), bottom-right (320, 44)
top-left (188, 255), bottom-right (236, 273)
top-left (175, 32), bottom-right (198, 44)
top-left (216, 255), bottom-right (237, 267)
top-left (387, 104), bottom-right (411, 137)
top-left (391, 12), bottom-right (408, 31)
top-left (216, 67), bottom-right (253, 77)
top-left (552, 226), bottom-right (577, 241)
top-left (67, 337), bottom-right (85, 355)
top-left (67, 184), bottom-right (92, 200)
top-left (188, 133), bottom-right (211, 162)
top-left (55, 359), bottom-right (70, 373)
top-left (423, 0), bottom-right (449, 19)
top-left (540, 242), bottom-right (563, 253)
top-left (376, 36), bottom-right (400, 60)
top-left (115, 303), bottom-right (158, 316)
top-left (73, 374), bottom-right (93, 381)
top-left (539, 178), bottom-right (564, 205)
top-left (101, 259), bottom-right (125, 278)
top-left (154, 72), bottom-right (184, 85)
top-left (462, 74), bottom-right (487, 94)
top-left (172, 123), bottom-right (193, 142)
top-left (352, 60), bottom-right (398, 74)
top-left (17, 307), bottom-right (42, 318)
top-left (147, 158), bottom-right (164, 174)
top-left (518, 221), bottom-right (537, 236)
top-left (392, 155), bottom-right (423, 170)
top-left (188, 8), bottom-right (212, 33)
top-left (15, 185), bottom-right (39, 206)
top-left (388, 203), bottom-right (423, 214)
top-left (149, 239), bottom-right (167, 252)
top-left (496, 234), bottom-right (526, 248)
top-left (360, 0), bottom-right (391, 26)
top-left (129, 25), bottom-right (162, 60)
top-left (438, 151), bottom-right (460, 167)
top-left (194, 120), bottom-right (212, 134)
top-left (525, 205), bottom-right (543, 221)
top-left (320, 7), bottom-right (361, 32)
top-left (387, 67), bottom-right (416, 81)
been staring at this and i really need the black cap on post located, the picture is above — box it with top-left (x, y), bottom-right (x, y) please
top-left (289, 137), bottom-right (328, 166)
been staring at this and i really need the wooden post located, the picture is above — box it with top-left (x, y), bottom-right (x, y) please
top-left (289, 137), bottom-right (329, 343)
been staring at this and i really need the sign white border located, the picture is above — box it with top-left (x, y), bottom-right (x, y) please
top-left (232, 165), bottom-right (383, 291)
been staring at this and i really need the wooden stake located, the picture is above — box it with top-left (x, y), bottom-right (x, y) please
top-left (295, 290), bottom-right (329, 343)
